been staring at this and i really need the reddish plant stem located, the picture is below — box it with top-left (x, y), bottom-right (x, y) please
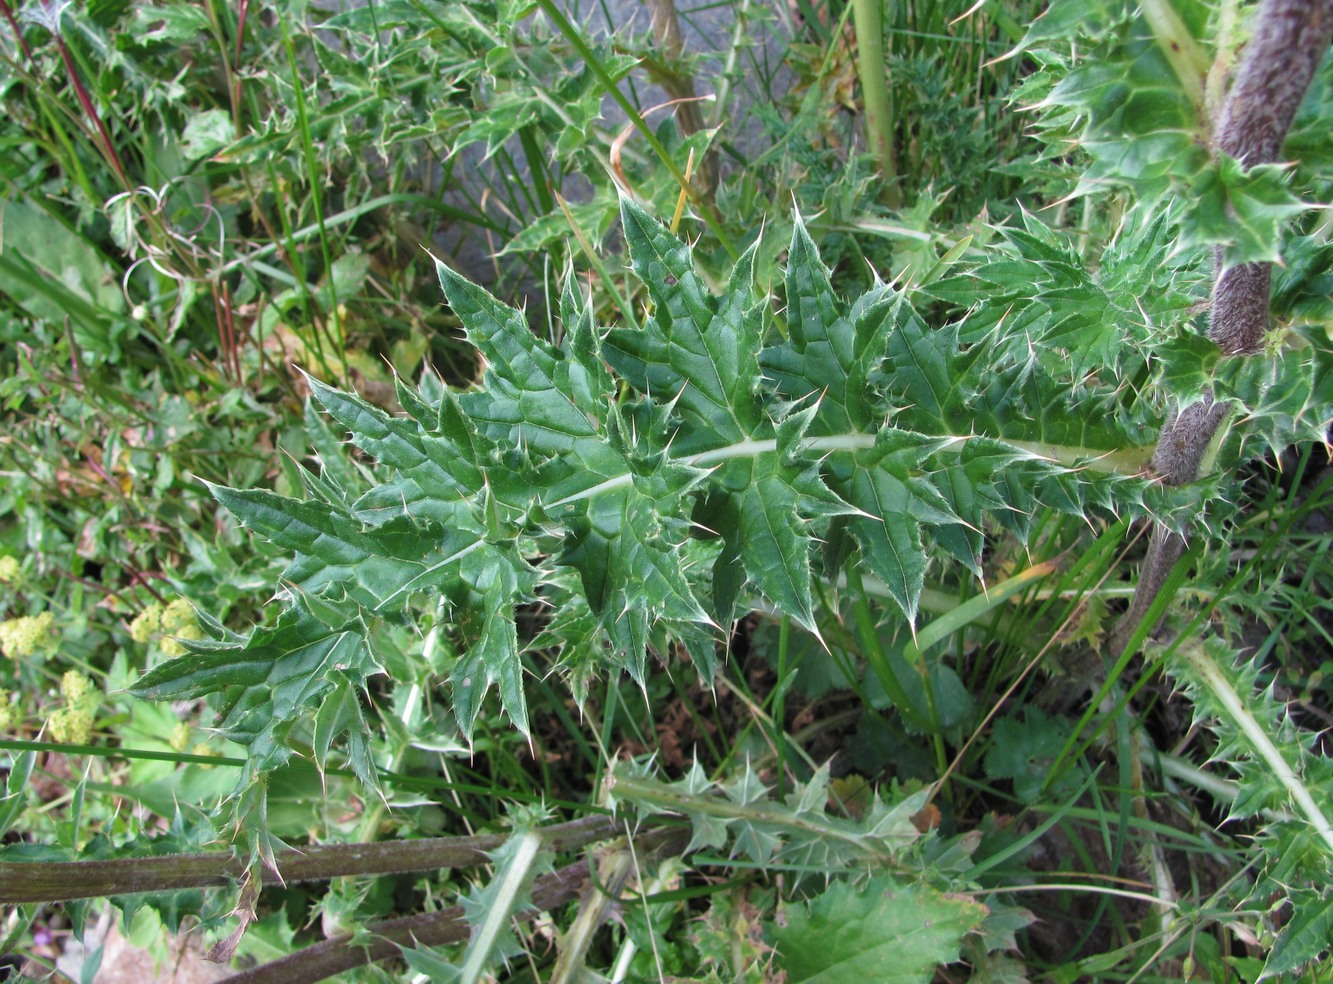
top-left (0, 0), bottom-right (33, 61)
top-left (220, 861), bottom-right (591, 984)
top-left (50, 24), bottom-right (130, 187)
top-left (212, 280), bottom-right (244, 384)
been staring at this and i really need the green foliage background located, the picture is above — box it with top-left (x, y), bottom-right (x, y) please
top-left (1, 0), bottom-right (1332, 980)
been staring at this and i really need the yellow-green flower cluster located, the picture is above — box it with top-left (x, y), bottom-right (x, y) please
top-left (128, 604), bottom-right (162, 642)
top-left (60, 670), bottom-right (91, 704)
top-left (0, 611), bottom-right (57, 660)
top-left (169, 721), bottom-right (192, 753)
top-left (0, 556), bottom-right (21, 586)
top-left (160, 599), bottom-right (203, 656)
top-left (162, 598), bottom-right (195, 631)
top-left (47, 671), bottom-right (98, 745)
top-left (128, 599), bottom-right (203, 655)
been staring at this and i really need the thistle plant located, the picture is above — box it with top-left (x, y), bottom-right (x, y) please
top-left (116, 2), bottom-right (1333, 973)
top-left (127, 197), bottom-right (1192, 792)
top-left (3, 0), bottom-right (1333, 979)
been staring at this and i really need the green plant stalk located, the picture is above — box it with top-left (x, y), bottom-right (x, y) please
top-left (607, 855), bottom-right (680, 980)
top-left (1048, 539), bottom-right (1199, 793)
top-left (1128, 724), bottom-right (1181, 932)
top-left (0, 814), bottom-right (621, 905)
top-left (982, 881), bottom-right (1178, 911)
top-left (1205, 0), bottom-right (1243, 124)
top-left (261, 155), bottom-right (322, 368)
top-left (903, 561), bottom-right (1057, 662)
top-left (1178, 638), bottom-right (1333, 853)
top-left (348, 598), bottom-right (449, 842)
top-left (1139, 0), bottom-right (1209, 113)
top-left (555, 192), bottom-right (641, 331)
top-left (843, 564), bottom-right (932, 733)
top-left (713, 669), bottom-right (826, 781)
top-left (607, 770), bottom-right (905, 861)
top-left (549, 845), bottom-right (639, 984)
top-left (217, 193), bottom-right (502, 278)
top-left (25, 97), bottom-right (96, 217)
top-left (851, 0), bottom-right (902, 209)
top-left (459, 829), bottom-right (545, 984)
top-left (708, 0), bottom-right (751, 130)
top-left (1158, 751), bottom-right (1238, 803)
top-left (519, 125), bottom-right (557, 215)
top-left (551, 434), bottom-right (1149, 511)
top-left (774, 612), bottom-right (792, 796)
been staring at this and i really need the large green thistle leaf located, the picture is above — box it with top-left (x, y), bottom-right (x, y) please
top-left (604, 204), bottom-right (860, 632)
top-left (760, 214), bottom-right (895, 433)
top-left (603, 202), bottom-right (766, 448)
top-left (133, 195), bottom-right (1186, 785)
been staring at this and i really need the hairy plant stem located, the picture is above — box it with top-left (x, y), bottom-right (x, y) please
top-left (223, 861), bottom-right (588, 984)
top-left (0, 814), bottom-right (620, 904)
top-left (606, 770), bottom-right (913, 861)
top-left (1115, 0), bottom-right (1333, 651)
top-left (216, 825), bottom-right (688, 984)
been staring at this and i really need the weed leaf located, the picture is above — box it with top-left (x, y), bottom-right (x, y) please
top-left (770, 875), bottom-right (985, 983)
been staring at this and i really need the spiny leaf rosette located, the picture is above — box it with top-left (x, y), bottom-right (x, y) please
top-left (130, 198), bottom-right (1191, 780)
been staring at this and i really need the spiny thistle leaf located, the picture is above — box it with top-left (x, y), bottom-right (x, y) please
top-left (129, 595), bottom-right (382, 776)
top-left (305, 374), bottom-right (482, 526)
top-left (605, 757), bottom-right (929, 880)
top-left (134, 195), bottom-right (1189, 792)
top-left (1165, 635), bottom-right (1333, 974)
top-left (457, 824), bottom-right (552, 975)
top-left (1262, 888), bottom-right (1333, 980)
top-left (604, 202), bottom-right (766, 448)
top-left (761, 213), bottom-right (895, 433)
